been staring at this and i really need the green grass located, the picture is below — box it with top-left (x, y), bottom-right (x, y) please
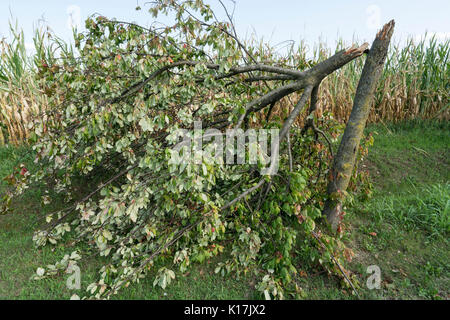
top-left (0, 121), bottom-right (449, 300)
top-left (0, 146), bottom-right (256, 300)
top-left (346, 120), bottom-right (449, 299)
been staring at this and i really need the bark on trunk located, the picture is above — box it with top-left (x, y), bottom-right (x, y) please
top-left (323, 20), bottom-right (395, 231)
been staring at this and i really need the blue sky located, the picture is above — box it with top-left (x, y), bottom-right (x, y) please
top-left (1, 0), bottom-right (449, 52)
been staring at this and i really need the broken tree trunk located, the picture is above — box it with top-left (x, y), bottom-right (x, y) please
top-left (323, 20), bottom-right (395, 232)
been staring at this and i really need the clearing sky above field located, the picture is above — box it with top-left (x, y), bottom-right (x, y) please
top-left (0, 0), bottom-right (449, 53)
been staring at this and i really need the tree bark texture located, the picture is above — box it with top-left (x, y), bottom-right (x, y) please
top-left (323, 20), bottom-right (395, 231)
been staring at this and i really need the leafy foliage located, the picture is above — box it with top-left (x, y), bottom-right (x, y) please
top-left (1, 0), bottom-right (371, 299)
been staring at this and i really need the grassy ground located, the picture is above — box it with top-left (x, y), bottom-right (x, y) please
top-left (347, 121), bottom-right (449, 300)
top-left (0, 121), bottom-right (448, 300)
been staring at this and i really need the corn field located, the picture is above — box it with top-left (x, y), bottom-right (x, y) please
top-left (0, 21), bottom-right (449, 145)
top-left (269, 36), bottom-right (449, 125)
top-left (0, 22), bottom-right (51, 145)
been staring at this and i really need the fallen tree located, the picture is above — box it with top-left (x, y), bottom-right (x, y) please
top-left (1, 1), bottom-right (393, 299)
top-left (323, 21), bottom-right (395, 231)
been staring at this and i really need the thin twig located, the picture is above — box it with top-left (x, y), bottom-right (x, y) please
top-left (311, 229), bottom-right (361, 299)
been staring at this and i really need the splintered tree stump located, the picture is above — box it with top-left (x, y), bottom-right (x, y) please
top-left (323, 20), bottom-right (395, 231)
